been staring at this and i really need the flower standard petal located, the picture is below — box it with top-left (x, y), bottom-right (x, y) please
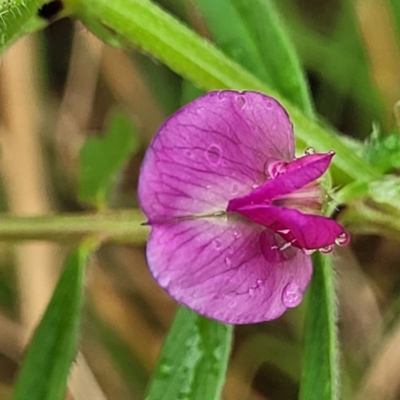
top-left (138, 90), bottom-right (295, 222)
top-left (227, 152), bottom-right (334, 210)
top-left (147, 216), bottom-right (312, 324)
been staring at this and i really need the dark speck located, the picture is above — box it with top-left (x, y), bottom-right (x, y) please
top-left (37, 0), bottom-right (64, 20)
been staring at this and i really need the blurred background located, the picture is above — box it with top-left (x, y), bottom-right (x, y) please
top-left (0, 0), bottom-right (400, 399)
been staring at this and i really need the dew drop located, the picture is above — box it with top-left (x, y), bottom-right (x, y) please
top-left (231, 183), bottom-right (239, 195)
top-left (205, 144), bottom-right (222, 165)
top-left (268, 161), bottom-right (287, 178)
top-left (248, 288), bottom-right (255, 296)
top-left (266, 101), bottom-right (273, 109)
top-left (213, 239), bottom-right (222, 249)
top-left (320, 244), bottom-right (334, 254)
top-left (335, 232), bottom-right (350, 246)
top-left (185, 149), bottom-right (192, 157)
top-left (233, 230), bottom-right (241, 239)
top-left (235, 95), bottom-right (246, 108)
top-left (276, 229), bottom-right (290, 235)
top-left (256, 279), bottom-right (263, 286)
top-left (224, 257), bottom-right (232, 266)
top-left (159, 363), bottom-right (173, 378)
top-left (279, 242), bottom-right (292, 251)
top-left (328, 150), bottom-right (335, 155)
top-left (305, 147), bottom-right (315, 155)
top-left (282, 282), bottom-right (303, 308)
top-left (217, 91), bottom-right (226, 100)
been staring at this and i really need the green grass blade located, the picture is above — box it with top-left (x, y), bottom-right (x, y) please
top-left (193, 0), bottom-right (313, 116)
top-left (145, 306), bottom-right (232, 400)
top-left (74, 0), bottom-right (380, 183)
top-left (299, 253), bottom-right (338, 400)
top-left (12, 244), bottom-right (93, 400)
top-left (388, 0), bottom-right (400, 45)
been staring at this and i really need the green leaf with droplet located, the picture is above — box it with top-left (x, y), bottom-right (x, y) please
top-left (12, 243), bottom-right (94, 400)
top-left (78, 111), bottom-right (140, 209)
top-left (75, 0), bottom-right (380, 183)
top-left (299, 253), bottom-right (339, 400)
top-left (145, 306), bottom-right (232, 400)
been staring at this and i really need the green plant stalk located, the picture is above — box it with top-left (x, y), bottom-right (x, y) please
top-left (0, 209), bottom-right (148, 243)
top-left (74, 0), bottom-right (379, 183)
top-left (299, 253), bottom-right (338, 400)
top-left (12, 243), bottom-right (94, 400)
top-left (340, 201), bottom-right (400, 242)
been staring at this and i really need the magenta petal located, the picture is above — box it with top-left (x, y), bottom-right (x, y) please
top-left (231, 204), bottom-right (345, 250)
top-left (228, 152), bottom-right (334, 210)
top-left (147, 217), bottom-right (312, 324)
top-left (138, 90), bottom-right (294, 222)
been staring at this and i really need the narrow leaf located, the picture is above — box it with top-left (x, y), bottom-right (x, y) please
top-left (388, 0), bottom-right (400, 49)
top-left (78, 111), bottom-right (140, 208)
top-left (12, 244), bottom-right (94, 400)
top-left (299, 253), bottom-right (339, 400)
top-left (193, 0), bottom-right (313, 115)
top-left (145, 306), bottom-right (232, 400)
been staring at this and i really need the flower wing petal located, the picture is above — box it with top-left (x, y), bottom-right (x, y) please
top-left (230, 204), bottom-right (345, 250)
top-left (228, 152), bottom-right (334, 209)
top-left (146, 217), bottom-right (312, 324)
top-left (138, 90), bottom-right (294, 222)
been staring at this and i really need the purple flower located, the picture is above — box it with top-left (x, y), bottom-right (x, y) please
top-left (138, 90), bottom-right (348, 324)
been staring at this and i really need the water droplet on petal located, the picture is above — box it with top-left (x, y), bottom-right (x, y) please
top-left (213, 239), bottom-right (222, 249)
top-left (235, 95), bottom-right (246, 108)
top-left (305, 147), bottom-right (315, 155)
top-left (328, 150), bottom-right (335, 155)
top-left (279, 242), bottom-right (292, 251)
top-left (231, 183), bottom-right (239, 195)
top-left (320, 244), bottom-right (334, 254)
top-left (248, 288), bottom-right (255, 296)
top-left (185, 150), bottom-right (192, 157)
top-left (335, 232), bottom-right (350, 246)
top-left (266, 101), bottom-right (273, 109)
top-left (277, 229), bottom-right (290, 235)
top-left (217, 91), bottom-right (226, 100)
top-left (205, 144), bottom-right (222, 165)
top-left (268, 161), bottom-right (287, 178)
top-left (282, 282), bottom-right (303, 308)
top-left (233, 230), bottom-right (241, 239)
top-left (224, 257), bottom-right (232, 266)
top-left (256, 279), bottom-right (263, 286)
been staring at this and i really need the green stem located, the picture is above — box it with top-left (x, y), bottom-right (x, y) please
top-left (340, 201), bottom-right (400, 241)
top-left (299, 253), bottom-right (338, 400)
top-left (74, 0), bottom-right (380, 183)
top-left (0, 209), bottom-right (148, 243)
